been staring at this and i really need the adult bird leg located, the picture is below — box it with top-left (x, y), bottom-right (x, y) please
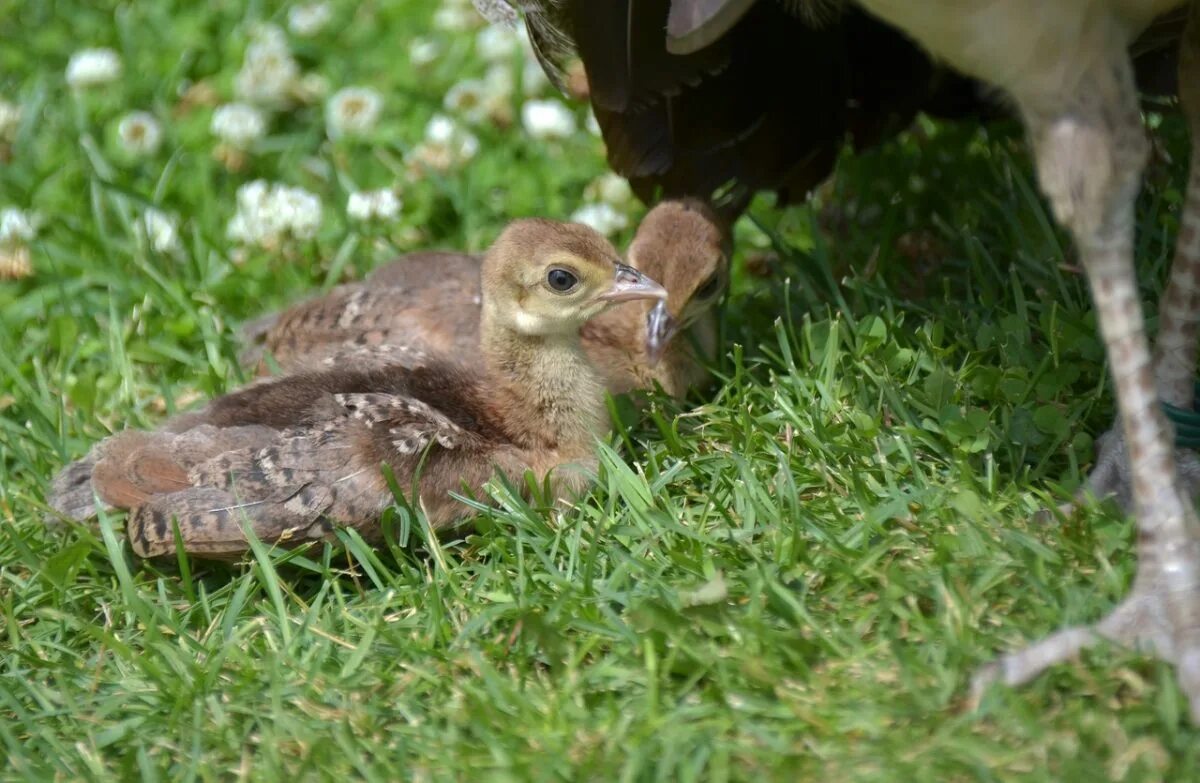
top-left (1066, 12), bottom-right (1200, 514)
top-left (975, 7), bottom-right (1200, 720)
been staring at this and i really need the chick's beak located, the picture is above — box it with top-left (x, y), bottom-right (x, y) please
top-left (645, 300), bottom-right (677, 365)
top-left (597, 263), bottom-right (668, 304)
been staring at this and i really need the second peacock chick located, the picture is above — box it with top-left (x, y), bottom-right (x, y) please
top-left (581, 199), bottom-right (729, 397)
top-left (245, 199), bottom-right (730, 398)
top-left (52, 220), bottom-right (666, 558)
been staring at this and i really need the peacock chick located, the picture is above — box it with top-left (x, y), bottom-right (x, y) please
top-left (581, 198), bottom-right (729, 397)
top-left (51, 219), bottom-right (666, 559)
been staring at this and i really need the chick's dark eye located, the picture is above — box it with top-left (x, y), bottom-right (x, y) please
top-left (695, 273), bottom-right (721, 299)
top-left (547, 267), bottom-right (579, 292)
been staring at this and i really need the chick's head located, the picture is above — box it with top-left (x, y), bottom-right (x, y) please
top-left (483, 218), bottom-right (667, 337)
top-left (629, 199), bottom-right (730, 362)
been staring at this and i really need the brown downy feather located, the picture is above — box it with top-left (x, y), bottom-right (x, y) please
top-left (246, 251), bottom-right (482, 372)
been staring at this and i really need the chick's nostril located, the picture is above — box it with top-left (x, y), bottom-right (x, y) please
top-left (613, 263), bottom-right (643, 285)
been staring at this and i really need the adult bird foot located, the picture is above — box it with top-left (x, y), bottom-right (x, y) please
top-left (972, 515), bottom-right (1200, 721)
top-left (1053, 428), bottom-right (1200, 518)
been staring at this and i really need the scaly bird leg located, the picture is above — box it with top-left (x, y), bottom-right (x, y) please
top-left (975, 16), bottom-right (1200, 720)
top-left (1064, 12), bottom-right (1200, 515)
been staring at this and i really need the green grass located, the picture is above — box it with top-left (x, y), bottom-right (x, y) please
top-left (1, 1), bottom-right (1198, 779)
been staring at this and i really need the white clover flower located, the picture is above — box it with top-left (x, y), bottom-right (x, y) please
top-left (433, 0), bottom-right (482, 32)
top-left (117, 111), bottom-right (163, 157)
top-left (288, 2), bottom-right (333, 37)
top-left (522, 60), bottom-right (551, 96)
top-left (570, 203), bottom-right (628, 236)
top-left (521, 99), bottom-right (576, 140)
top-left (409, 37), bottom-right (441, 68)
top-left (326, 86), bottom-right (383, 139)
top-left (426, 114), bottom-right (479, 157)
top-left (227, 180), bottom-right (322, 248)
top-left (294, 72), bottom-right (331, 103)
top-left (518, 35), bottom-right (552, 96)
top-left (234, 25), bottom-right (300, 107)
top-left (409, 114), bottom-right (479, 172)
top-left (66, 48), bottom-right (122, 89)
top-left (476, 26), bottom-right (521, 62)
top-left (0, 207), bottom-right (40, 246)
top-left (0, 99), bottom-right (21, 143)
top-left (480, 65), bottom-right (517, 125)
top-left (227, 180), bottom-right (269, 240)
top-left (426, 115), bottom-right (456, 143)
top-left (211, 103), bottom-right (267, 148)
top-left (585, 173), bottom-right (633, 207)
top-left (140, 208), bottom-right (181, 254)
top-left (273, 186), bottom-right (322, 239)
top-left (443, 78), bottom-right (493, 124)
top-left (347, 189), bottom-right (402, 222)
top-left (484, 64), bottom-right (515, 97)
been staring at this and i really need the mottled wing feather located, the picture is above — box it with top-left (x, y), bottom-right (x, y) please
top-left (127, 485), bottom-right (337, 559)
top-left (263, 285), bottom-right (412, 358)
top-left (333, 392), bottom-right (480, 454)
top-left (180, 388), bottom-right (483, 545)
top-left (303, 342), bottom-right (432, 374)
top-left (190, 426), bottom-right (357, 495)
top-left (50, 361), bottom-right (499, 557)
top-left (49, 424), bottom-right (278, 521)
top-left (244, 252), bottom-right (484, 375)
top-left (134, 421), bottom-right (390, 557)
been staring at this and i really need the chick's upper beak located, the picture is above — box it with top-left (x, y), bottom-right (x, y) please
top-left (597, 263), bottom-right (668, 304)
top-left (645, 299), bottom-right (676, 365)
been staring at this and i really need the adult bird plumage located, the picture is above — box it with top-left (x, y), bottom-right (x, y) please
top-left (478, 0), bottom-right (1180, 217)
top-left (486, 0), bottom-right (993, 217)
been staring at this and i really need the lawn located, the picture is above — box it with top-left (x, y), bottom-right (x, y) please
top-left (2, 1), bottom-right (1198, 780)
